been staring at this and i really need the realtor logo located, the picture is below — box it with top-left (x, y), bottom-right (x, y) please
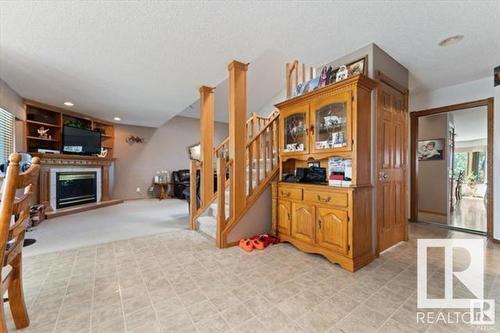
top-left (417, 239), bottom-right (495, 325)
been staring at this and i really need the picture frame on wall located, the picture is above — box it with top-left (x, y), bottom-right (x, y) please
top-left (417, 139), bottom-right (445, 161)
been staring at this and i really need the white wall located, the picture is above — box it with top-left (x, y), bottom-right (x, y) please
top-left (410, 76), bottom-right (498, 240)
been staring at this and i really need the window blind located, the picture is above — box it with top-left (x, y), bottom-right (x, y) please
top-left (0, 108), bottom-right (15, 163)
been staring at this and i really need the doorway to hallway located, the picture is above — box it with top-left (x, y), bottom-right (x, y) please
top-left (410, 98), bottom-right (493, 236)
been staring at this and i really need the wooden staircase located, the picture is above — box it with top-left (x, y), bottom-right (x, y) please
top-left (189, 60), bottom-right (279, 248)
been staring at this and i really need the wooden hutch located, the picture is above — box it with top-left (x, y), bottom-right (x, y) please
top-left (272, 75), bottom-right (376, 272)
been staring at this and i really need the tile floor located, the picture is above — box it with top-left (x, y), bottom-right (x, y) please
top-left (7, 223), bottom-right (500, 333)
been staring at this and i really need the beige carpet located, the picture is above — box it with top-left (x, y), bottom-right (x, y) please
top-left (24, 199), bottom-right (189, 257)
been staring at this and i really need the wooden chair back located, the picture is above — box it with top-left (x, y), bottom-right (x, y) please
top-left (0, 153), bottom-right (40, 331)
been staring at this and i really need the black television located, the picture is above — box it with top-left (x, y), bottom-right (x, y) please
top-left (62, 125), bottom-right (101, 155)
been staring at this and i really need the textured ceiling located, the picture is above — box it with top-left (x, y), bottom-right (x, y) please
top-left (1, 1), bottom-right (498, 127)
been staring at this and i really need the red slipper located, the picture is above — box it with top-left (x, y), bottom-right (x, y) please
top-left (250, 234), bottom-right (280, 248)
top-left (239, 239), bottom-right (254, 252)
top-left (251, 239), bottom-right (265, 250)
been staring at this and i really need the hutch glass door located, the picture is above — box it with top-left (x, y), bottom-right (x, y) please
top-left (312, 93), bottom-right (352, 153)
top-left (283, 112), bottom-right (308, 154)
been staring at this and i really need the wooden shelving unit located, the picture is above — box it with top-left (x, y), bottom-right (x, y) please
top-left (24, 100), bottom-right (115, 157)
top-left (272, 75), bottom-right (377, 272)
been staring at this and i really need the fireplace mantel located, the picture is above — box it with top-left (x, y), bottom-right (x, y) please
top-left (35, 153), bottom-right (118, 215)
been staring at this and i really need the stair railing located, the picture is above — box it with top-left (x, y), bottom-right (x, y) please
top-left (217, 110), bottom-right (280, 247)
top-left (189, 159), bottom-right (201, 230)
top-left (246, 112), bottom-right (279, 195)
top-left (191, 109), bottom-right (279, 242)
top-left (215, 157), bottom-right (232, 247)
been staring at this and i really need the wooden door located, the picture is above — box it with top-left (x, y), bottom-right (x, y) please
top-left (377, 81), bottom-right (408, 253)
top-left (278, 199), bottom-right (291, 236)
top-left (279, 103), bottom-right (310, 156)
top-left (291, 202), bottom-right (315, 243)
top-left (316, 206), bottom-right (349, 254)
top-left (310, 91), bottom-right (353, 154)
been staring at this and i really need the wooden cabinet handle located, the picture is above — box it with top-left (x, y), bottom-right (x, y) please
top-left (317, 195), bottom-right (331, 202)
top-left (318, 219), bottom-right (322, 229)
top-left (310, 125), bottom-right (314, 135)
top-left (281, 191), bottom-right (291, 197)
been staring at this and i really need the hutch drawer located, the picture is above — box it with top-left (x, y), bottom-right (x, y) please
top-left (278, 186), bottom-right (302, 200)
top-left (303, 189), bottom-right (349, 207)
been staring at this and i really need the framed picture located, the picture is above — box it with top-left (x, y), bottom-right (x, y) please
top-left (417, 139), bottom-right (445, 161)
top-left (495, 65), bottom-right (500, 87)
top-left (346, 56), bottom-right (368, 76)
top-left (187, 143), bottom-right (201, 161)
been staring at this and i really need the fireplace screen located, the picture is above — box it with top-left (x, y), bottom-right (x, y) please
top-left (56, 172), bottom-right (97, 209)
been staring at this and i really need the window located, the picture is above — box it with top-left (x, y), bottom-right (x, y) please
top-left (0, 108), bottom-right (15, 163)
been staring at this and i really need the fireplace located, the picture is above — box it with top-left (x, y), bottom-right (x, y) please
top-left (56, 171), bottom-right (97, 209)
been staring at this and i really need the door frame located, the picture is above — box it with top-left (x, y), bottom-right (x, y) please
top-left (410, 98), bottom-right (494, 238)
top-left (375, 70), bottom-right (409, 255)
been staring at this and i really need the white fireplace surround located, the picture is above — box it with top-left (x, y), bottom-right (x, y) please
top-left (50, 167), bottom-right (102, 210)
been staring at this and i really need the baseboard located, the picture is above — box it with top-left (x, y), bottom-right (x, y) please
top-left (45, 199), bottom-right (124, 219)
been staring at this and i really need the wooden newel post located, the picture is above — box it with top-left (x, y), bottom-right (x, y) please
top-left (199, 86), bottom-right (215, 207)
top-left (228, 60), bottom-right (248, 218)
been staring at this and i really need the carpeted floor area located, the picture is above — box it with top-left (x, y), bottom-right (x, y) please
top-left (24, 199), bottom-right (190, 257)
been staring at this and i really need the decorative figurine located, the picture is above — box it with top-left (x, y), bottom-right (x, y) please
top-left (37, 126), bottom-right (49, 138)
top-left (98, 148), bottom-right (108, 158)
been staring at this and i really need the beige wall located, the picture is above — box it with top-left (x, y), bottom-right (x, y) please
top-left (0, 79), bottom-right (24, 120)
top-left (0, 79), bottom-right (26, 152)
top-left (112, 116), bottom-right (228, 200)
top-left (417, 114), bottom-right (449, 218)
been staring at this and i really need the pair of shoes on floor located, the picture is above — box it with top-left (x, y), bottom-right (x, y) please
top-left (239, 238), bottom-right (263, 252)
top-left (239, 234), bottom-right (280, 252)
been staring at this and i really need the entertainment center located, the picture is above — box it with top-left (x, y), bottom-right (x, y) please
top-left (23, 100), bottom-right (122, 217)
top-left (25, 100), bottom-right (114, 157)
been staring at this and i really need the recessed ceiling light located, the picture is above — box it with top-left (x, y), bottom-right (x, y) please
top-left (438, 35), bottom-right (464, 47)
top-left (113, 117), bottom-right (121, 121)
top-left (63, 101), bottom-right (74, 106)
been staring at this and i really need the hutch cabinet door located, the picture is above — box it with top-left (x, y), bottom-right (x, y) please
top-left (291, 202), bottom-right (315, 243)
top-left (315, 206), bottom-right (349, 254)
top-left (280, 104), bottom-right (310, 156)
top-left (277, 199), bottom-right (292, 235)
top-left (310, 91), bottom-right (352, 154)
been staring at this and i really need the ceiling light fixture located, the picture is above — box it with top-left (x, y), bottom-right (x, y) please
top-left (438, 35), bottom-right (464, 47)
top-left (63, 101), bottom-right (74, 106)
top-left (114, 117), bottom-right (121, 121)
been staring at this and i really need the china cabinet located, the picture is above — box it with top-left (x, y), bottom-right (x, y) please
top-left (272, 75), bottom-right (377, 272)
